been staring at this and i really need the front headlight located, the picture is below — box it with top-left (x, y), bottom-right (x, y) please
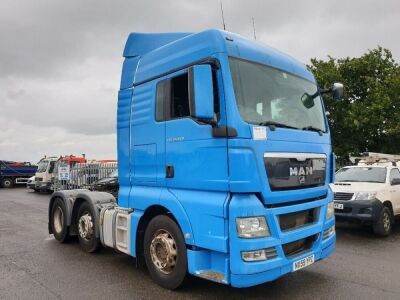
top-left (326, 201), bottom-right (334, 220)
top-left (236, 217), bottom-right (270, 238)
top-left (354, 192), bottom-right (377, 200)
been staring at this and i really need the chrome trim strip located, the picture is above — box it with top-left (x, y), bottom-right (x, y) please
top-left (263, 152), bottom-right (327, 160)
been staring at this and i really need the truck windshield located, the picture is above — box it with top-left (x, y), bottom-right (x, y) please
top-left (229, 58), bottom-right (326, 131)
top-left (37, 160), bottom-right (49, 173)
top-left (336, 167), bottom-right (387, 183)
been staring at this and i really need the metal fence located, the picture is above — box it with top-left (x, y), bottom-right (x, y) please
top-left (54, 162), bottom-right (117, 191)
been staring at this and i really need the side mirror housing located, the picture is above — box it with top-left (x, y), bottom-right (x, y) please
top-left (391, 178), bottom-right (400, 185)
top-left (332, 82), bottom-right (344, 100)
top-left (189, 65), bottom-right (214, 121)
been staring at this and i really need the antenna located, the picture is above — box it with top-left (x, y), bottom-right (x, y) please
top-left (220, 0), bottom-right (226, 30)
top-left (252, 17), bottom-right (257, 40)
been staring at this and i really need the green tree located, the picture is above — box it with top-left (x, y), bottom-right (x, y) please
top-left (309, 47), bottom-right (400, 166)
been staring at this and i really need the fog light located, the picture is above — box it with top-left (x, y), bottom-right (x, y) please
top-left (323, 225), bottom-right (335, 240)
top-left (241, 247), bottom-right (277, 262)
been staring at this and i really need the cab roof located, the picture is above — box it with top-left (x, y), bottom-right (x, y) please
top-left (121, 29), bottom-right (314, 89)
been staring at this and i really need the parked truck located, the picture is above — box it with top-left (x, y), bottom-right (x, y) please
top-left (0, 160), bottom-right (37, 188)
top-left (34, 156), bottom-right (59, 192)
top-left (48, 29), bottom-right (342, 289)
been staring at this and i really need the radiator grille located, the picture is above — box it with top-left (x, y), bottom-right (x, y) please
top-left (279, 208), bottom-right (318, 231)
top-left (282, 235), bottom-right (318, 257)
top-left (334, 192), bottom-right (353, 201)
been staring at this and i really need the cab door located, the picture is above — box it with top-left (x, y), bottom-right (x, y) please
top-left (158, 67), bottom-right (228, 193)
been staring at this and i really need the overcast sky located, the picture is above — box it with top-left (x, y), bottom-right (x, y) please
top-left (1, 0), bottom-right (399, 163)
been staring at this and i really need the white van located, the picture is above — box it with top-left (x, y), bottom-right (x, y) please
top-left (331, 153), bottom-right (400, 236)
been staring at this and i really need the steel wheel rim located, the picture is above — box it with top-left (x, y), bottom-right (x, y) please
top-left (150, 229), bottom-right (177, 274)
top-left (78, 212), bottom-right (94, 241)
top-left (383, 212), bottom-right (390, 232)
top-left (3, 180), bottom-right (11, 187)
top-left (53, 206), bottom-right (64, 234)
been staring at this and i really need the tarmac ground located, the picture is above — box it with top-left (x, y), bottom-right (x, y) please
top-left (1, 187), bottom-right (400, 299)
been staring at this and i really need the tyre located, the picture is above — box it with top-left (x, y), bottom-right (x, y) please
top-left (144, 215), bottom-right (187, 290)
top-left (50, 198), bottom-right (69, 243)
top-left (1, 178), bottom-right (14, 188)
top-left (77, 202), bottom-right (100, 253)
top-left (373, 206), bottom-right (392, 237)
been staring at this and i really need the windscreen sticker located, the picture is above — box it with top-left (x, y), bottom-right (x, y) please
top-left (253, 126), bottom-right (267, 140)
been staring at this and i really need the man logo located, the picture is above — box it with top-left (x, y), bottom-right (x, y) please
top-left (298, 176), bottom-right (306, 184)
top-left (289, 166), bottom-right (313, 176)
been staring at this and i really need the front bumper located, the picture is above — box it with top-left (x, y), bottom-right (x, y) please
top-left (230, 237), bottom-right (335, 287)
top-left (35, 181), bottom-right (53, 192)
top-left (228, 193), bottom-right (335, 288)
top-left (334, 199), bottom-right (383, 222)
top-left (26, 182), bottom-right (35, 189)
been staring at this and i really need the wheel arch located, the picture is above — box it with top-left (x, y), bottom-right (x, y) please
top-left (135, 201), bottom-right (194, 260)
top-left (382, 200), bottom-right (394, 222)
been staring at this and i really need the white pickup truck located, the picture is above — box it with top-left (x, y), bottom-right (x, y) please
top-left (331, 157), bottom-right (400, 236)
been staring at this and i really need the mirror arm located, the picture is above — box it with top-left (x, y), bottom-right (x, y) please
top-left (319, 88), bottom-right (332, 95)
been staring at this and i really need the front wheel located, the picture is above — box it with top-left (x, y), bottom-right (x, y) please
top-left (1, 178), bottom-right (14, 188)
top-left (373, 206), bottom-right (392, 237)
top-left (144, 215), bottom-right (187, 290)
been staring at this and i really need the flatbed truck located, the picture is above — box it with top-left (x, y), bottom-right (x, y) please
top-left (48, 29), bottom-right (342, 289)
top-left (0, 160), bottom-right (37, 188)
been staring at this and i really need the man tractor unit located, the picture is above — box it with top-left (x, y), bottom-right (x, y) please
top-left (47, 29), bottom-right (342, 289)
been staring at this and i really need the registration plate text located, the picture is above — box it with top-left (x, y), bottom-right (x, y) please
top-left (334, 202), bottom-right (344, 210)
top-left (293, 254), bottom-right (315, 272)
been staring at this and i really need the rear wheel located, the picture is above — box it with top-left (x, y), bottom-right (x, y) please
top-left (144, 215), bottom-right (187, 290)
top-left (77, 202), bottom-right (100, 253)
top-left (50, 198), bottom-right (69, 242)
top-left (373, 206), bottom-right (392, 237)
top-left (1, 178), bottom-right (14, 188)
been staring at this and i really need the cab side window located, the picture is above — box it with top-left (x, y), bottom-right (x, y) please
top-left (48, 161), bottom-right (55, 174)
top-left (390, 168), bottom-right (400, 184)
top-left (156, 73), bottom-right (190, 121)
top-left (156, 67), bottom-right (220, 122)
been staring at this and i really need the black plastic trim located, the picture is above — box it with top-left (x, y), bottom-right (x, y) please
top-left (265, 194), bottom-right (326, 209)
top-left (212, 126), bottom-right (238, 138)
top-left (335, 199), bottom-right (383, 222)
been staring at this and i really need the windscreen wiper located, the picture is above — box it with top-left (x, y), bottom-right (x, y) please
top-left (259, 121), bottom-right (299, 131)
top-left (302, 126), bottom-right (324, 136)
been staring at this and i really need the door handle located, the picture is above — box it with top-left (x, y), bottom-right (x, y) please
top-left (166, 165), bottom-right (174, 178)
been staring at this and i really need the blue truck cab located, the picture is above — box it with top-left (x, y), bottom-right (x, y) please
top-left (48, 29), bottom-right (342, 289)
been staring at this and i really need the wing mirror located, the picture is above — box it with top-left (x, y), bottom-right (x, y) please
top-left (332, 83), bottom-right (344, 100)
top-left (301, 92), bottom-right (316, 109)
top-left (320, 82), bottom-right (344, 100)
top-left (189, 65), bottom-right (215, 122)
